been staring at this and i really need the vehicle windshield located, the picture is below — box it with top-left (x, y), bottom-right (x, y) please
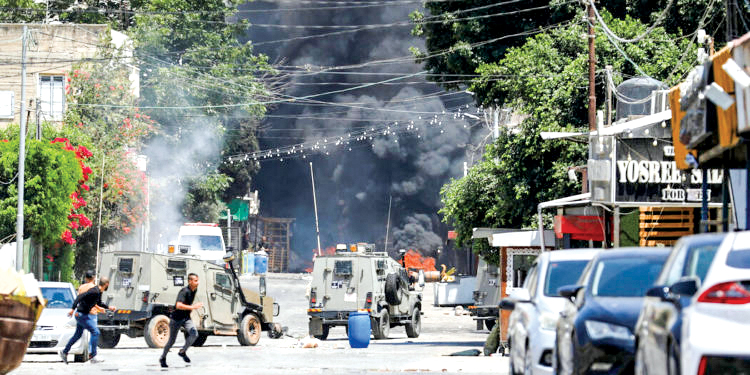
top-left (41, 287), bottom-right (75, 308)
top-left (590, 257), bottom-right (666, 297)
top-left (180, 235), bottom-right (223, 251)
top-left (544, 260), bottom-right (589, 297)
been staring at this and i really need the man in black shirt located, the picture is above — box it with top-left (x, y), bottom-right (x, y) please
top-left (160, 273), bottom-right (203, 368)
top-left (60, 277), bottom-right (116, 364)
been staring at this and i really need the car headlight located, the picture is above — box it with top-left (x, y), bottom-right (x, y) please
top-left (584, 320), bottom-right (633, 341)
top-left (64, 318), bottom-right (77, 329)
top-left (539, 311), bottom-right (558, 331)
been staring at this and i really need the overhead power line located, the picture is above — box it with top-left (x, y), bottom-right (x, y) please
top-left (588, 0), bottom-right (675, 44)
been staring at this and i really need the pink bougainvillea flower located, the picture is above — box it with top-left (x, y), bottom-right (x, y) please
top-left (81, 183), bottom-right (90, 191)
top-left (61, 230), bottom-right (75, 245)
top-left (75, 145), bottom-right (92, 159)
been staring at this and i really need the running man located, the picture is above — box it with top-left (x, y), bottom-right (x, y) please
top-left (60, 277), bottom-right (116, 364)
top-left (160, 273), bottom-right (203, 368)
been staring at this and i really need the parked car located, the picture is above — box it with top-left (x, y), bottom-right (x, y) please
top-left (680, 231), bottom-right (750, 375)
top-left (634, 233), bottom-right (727, 375)
top-left (26, 282), bottom-right (90, 362)
top-left (554, 247), bottom-right (670, 375)
top-left (504, 249), bottom-right (600, 375)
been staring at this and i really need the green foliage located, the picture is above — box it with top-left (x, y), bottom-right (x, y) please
top-left (0, 133), bottom-right (82, 247)
top-left (0, 0), bottom-right (134, 28)
top-left (438, 14), bottom-right (697, 263)
top-left (62, 53), bottom-right (156, 275)
top-left (129, 0), bottom-right (273, 212)
top-left (182, 172), bottom-right (231, 223)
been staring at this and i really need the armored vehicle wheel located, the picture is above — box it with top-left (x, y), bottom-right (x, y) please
top-left (238, 313), bottom-right (262, 346)
top-left (314, 325), bottom-right (330, 340)
top-left (385, 274), bottom-right (402, 305)
top-left (372, 310), bottom-right (390, 339)
top-left (485, 319), bottom-right (496, 331)
top-left (405, 308), bottom-right (421, 338)
top-left (193, 333), bottom-right (209, 347)
top-left (98, 330), bottom-right (120, 348)
top-left (144, 314), bottom-right (171, 348)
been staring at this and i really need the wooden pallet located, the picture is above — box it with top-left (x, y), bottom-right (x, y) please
top-left (639, 207), bottom-right (694, 246)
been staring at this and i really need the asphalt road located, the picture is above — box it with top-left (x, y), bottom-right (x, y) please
top-left (16, 275), bottom-right (508, 374)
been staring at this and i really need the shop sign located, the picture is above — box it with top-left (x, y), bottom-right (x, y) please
top-left (613, 138), bottom-right (722, 204)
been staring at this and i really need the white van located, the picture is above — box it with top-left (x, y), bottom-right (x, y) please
top-left (168, 223), bottom-right (226, 264)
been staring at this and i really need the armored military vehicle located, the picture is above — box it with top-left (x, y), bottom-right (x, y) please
top-left (469, 258), bottom-right (501, 330)
top-left (96, 249), bottom-right (279, 348)
top-left (307, 243), bottom-right (422, 340)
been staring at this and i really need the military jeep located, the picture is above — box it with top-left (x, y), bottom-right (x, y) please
top-left (96, 249), bottom-right (279, 348)
top-left (468, 258), bottom-right (500, 330)
top-left (307, 243), bottom-right (422, 340)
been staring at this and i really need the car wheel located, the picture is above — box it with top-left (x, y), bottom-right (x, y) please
top-left (98, 330), bottom-right (121, 349)
top-left (144, 314), bottom-right (171, 348)
top-left (405, 308), bottom-right (421, 338)
top-left (192, 332), bottom-right (209, 347)
top-left (237, 313), bottom-right (262, 346)
top-left (485, 319), bottom-right (496, 331)
top-left (73, 339), bottom-right (89, 363)
top-left (667, 340), bottom-right (681, 375)
top-left (372, 310), bottom-right (390, 339)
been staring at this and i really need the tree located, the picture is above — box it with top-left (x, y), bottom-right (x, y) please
top-left (129, 0), bottom-right (274, 220)
top-left (411, 0), bottom-right (730, 94)
top-left (438, 14), bottom-right (696, 263)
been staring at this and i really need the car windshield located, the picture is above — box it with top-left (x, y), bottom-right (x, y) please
top-left (180, 235), bottom-right (223, 251)
top-left (590, 257), bottom-right (666, 297)
top-left (544, 260), bottom-right (589, 296)
top-left (41, 287), bottom-right (75, 308)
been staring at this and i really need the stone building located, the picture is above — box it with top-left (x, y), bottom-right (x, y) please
top-left (0, 23), bottom-right (137, 128)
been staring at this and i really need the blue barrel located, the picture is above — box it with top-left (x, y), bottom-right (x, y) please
top-left (243, 252), bottom-right (255, 275)
top-left (254, 250), bottom-right (268, 275)
top-left (348, 311), bottom-right (371, 348)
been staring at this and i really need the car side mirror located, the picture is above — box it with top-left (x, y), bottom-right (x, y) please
top-left (499, 299), bottom-right (516, 310)
top-left (558, 285), bottom-right (583, 302)
top-left (508, 288), bottom-right (531, 303)
top-left (646, 285), bottom-right (670, 300)
top-left (670, 277), bottom-right (699, 297)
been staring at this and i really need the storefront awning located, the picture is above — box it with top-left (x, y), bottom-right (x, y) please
top-left (491, 230), bottom-right (555, 247)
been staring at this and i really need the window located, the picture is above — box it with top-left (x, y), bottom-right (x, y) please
top-left (334, 260), bottom-right (352, 276)
top-left (215, 273), bottom-right (232, 289)
top-left (505, 248), bottom-right (540, 294)
top-left (180, 235), bottom-right (224, 251)
top-left (118, 258), bottom-right (134, 273)
top-left (544, 260), bottom-right (589, 297)
top-left (39, 75), bottom-right (65, 120)
top-left (40, 287), bottom-right (74, 308)
top-left (661, 239), bottom-right (723, 286)
top-left (590, 257), bottom-right (666, 297)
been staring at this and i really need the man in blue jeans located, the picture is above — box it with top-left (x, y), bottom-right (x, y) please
top-left (60, 277), bottom-right (116, 364)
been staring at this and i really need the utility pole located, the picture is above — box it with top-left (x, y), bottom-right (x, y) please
top-left (587, 0), bottom-right (597, 132)
top-left (310, 162), bottom-right (322, 257)
top-left (15, 25), bottom-right (28, 271)
top-left (725, 0), bottom-right (739, 41)
top-left (35, 98), bottom-right (41, 140)
top-left (605, 65), bottom-right (613, 126)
